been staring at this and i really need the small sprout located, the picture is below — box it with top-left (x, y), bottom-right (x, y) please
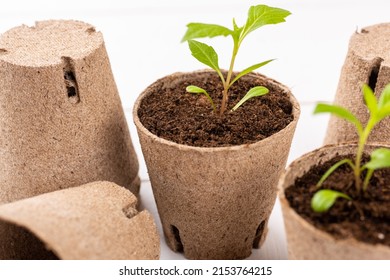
top-left (363, 148), bottom-right (390, 170)
top-left (231, 86), bottom-right (269, 112)
top-left (228, 59), bottom-right (274, 88)
top-left (314, 104), bottom-right (363, 136)
top-left (182, 4), bottom-right (290, 116)
top-left (362, 148), bottom-right (390, 191)
top-left (186, 85), bottom-right (216, 111)
top-left (311, 83), bottom-right (390, 212)
top-left (311, 189), bottom-right (351, 213)
top-left (315, 158), bottom-right (354, 188)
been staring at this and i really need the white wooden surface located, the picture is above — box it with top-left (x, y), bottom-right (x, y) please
top-left (1, 0), bottom-right (389, 259)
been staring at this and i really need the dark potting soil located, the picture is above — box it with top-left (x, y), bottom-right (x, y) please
top-left (285, 154), bottom-right (390, 246)
top-left (138, 71), bottom-right (293, 147)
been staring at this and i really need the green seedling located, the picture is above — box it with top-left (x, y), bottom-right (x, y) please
top-left (186, 85), bottom-right (216, 111)
top-left (311, 84), bottom-right (390, 213)
top-left (182, 4), bottom-right (290, 115)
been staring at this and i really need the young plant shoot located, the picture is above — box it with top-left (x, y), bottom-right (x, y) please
top-left (311, 84), bottom-right (390, 213)
top-left (182, 4), bottom-right (290, 115)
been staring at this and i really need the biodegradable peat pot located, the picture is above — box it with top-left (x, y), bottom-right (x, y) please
top-left (0, 20), bottom-right (139, 204)
top-left (279, 144), bottom-right (390, 259)
top-left (134, 70), bottom-right (300, 259)
top-left (0, 181), bottom-right (160, 260)
top-left (325, 23), bottom-right (390, 145)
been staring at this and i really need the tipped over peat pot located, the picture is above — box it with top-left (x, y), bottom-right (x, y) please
top-left (0, 20), bottom-right (139, 203)
top-left (134, 70), bottom-right (300, 259)
top-left (0, 181), bottom-right (160, 260)
top-left (325, 23), bottom-right (390, 145)
top-left (278, 144), bottom-right (390, 259)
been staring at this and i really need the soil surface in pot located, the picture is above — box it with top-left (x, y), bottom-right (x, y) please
top-left (138, 71), bottom-right (293, 147)
top-left (285, 154), bottom-right (390, 246)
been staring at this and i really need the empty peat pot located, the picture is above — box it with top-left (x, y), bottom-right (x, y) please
top-left (325, 23), bottom-right (390, 145)
top-left (0, 181), bottom-right (160, 260)
top-left (134, 70), bottom-right (300, 259)
top-left (278, 144), bottom-right (390, 259)
top-left (0, 20), bottom-right (139, 204)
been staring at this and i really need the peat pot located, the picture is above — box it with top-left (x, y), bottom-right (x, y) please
top-left (0, 20), bottom-right (139, 204)
top-left (325, 23), bottom-right (390, 145)
top-left (134, 71), bottom-right (300, 259)
top-left (278, 144), bottom-right (390, 259)
top-left (0, 181), bottom-right (160, 260)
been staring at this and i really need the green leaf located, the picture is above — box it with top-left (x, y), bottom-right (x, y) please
top-left (187, 40), bottom-right (223, 79)
top-left (182, 23), bottom-right (233, 42)
top-left (241, 5), bottom-right (291, 40)
top-left (314, 103), bottom-right (363, 136)
top-left (231, 86), bottom-right (269, 111)
top-left (377, 103), bottom-right (390, 122)
top-left (233, 18), bottom-right (241, 32)
top-left (364, 148), bottom-right (390, 170)
top-left (378, 84), bottom-right (390, 109)
top-left (311, 189), bottom-right (351, 213)
top-left (232, 18), bottom-right (243, 43)
top-left (229, 59), bottom-right (274, 87)
top-left (186, 85), bottom-right (216, 111)
top-left (377, 84), bottom-right (390, 121)
top-left (316, 159), bottom-right (355, 187)
top-left (362, 84), bottom-right (378, 116)
top-left (363, 168), bottom-right (374, 192)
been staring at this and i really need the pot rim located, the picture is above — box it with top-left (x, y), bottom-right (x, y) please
top-left (278, 142), bottom-right (390, 252)
top-left (133, 69), bottom-right (301, 153)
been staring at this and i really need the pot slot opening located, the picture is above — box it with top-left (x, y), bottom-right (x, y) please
top-left (368, 58), bottom-right (383, 92)
top-left (86, 27), bottom-right (96, 34)
top-left (62, 56), bottom-right (80, 104)
top-left (252, 220), bottom-right (266, 249)
top-left (122, 203), bottom-right (138, 219)
top-left (170, 225), bottom-right (183, 252)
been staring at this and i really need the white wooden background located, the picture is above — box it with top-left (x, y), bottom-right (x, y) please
top-left (1, 0), bottom-right (389, 259)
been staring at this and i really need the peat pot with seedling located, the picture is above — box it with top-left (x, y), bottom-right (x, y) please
top-left (134, 4), bottom-right (300, 259)
top-left (278, 84), bottom-right (390, 259)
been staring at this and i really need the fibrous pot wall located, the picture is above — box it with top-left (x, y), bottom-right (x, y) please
top-left (325, 23), bottom-right (390, 145)
top-left (0, 20), bottom-right (139, 203)
top-left (0, 181), bottom-right (160, 260)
